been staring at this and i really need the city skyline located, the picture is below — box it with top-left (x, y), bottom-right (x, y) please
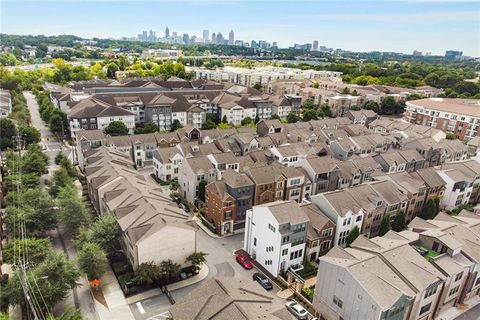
top-left (1, 0), bottom-right (479, 56)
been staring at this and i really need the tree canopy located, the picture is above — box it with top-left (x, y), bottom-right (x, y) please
top-left (104, 121), bottom-right (128, 136)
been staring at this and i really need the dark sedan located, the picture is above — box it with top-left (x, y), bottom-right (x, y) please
top-left (252, 272), bottom-right (273, 290)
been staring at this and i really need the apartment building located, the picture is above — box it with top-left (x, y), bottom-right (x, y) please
top-left (244, 201), bottom-right (309, 277)
top-left (404, 98), bottom-right (480, 140)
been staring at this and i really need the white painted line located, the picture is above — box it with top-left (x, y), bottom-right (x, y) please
top-left (136, 302), bottom-right (146, 314)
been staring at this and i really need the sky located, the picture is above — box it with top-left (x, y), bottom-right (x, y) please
top-left (1, 0), bottom-right (479, 56)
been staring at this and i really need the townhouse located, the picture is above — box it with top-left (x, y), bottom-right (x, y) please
top-left (245, 165), bottom-right (286, 205)
top-left (299, 156), bottom-right (340, 195)
top-left (0, 89), bottom-right (12, 118)
top-left (350, 235), bottom-right (447, 320)
top-left (438, 160), bottom-right (480, 210)
top-left (178, 156), bottom-right (218, 203)
top-left (346, 109), bottom-right (378, 126)
top-left (152, 146), bottom-right (184, 181)
top-left (314, 246), bottom-right (415, 320)
top-left (83, 147), bottom-right (196, 270)
top-left (244, 201), bottom-right (309, 277)
top-left (314, 210), bottom-right (480, 320)
top-left (204, 170), bottom-right (255, 235)
top-left (301, 203), bottom-right (336, 262)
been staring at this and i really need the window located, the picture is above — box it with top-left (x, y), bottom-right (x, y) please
top-left (455, 272), bottom-right (463, 282)
top-left (253, 238), bottom-right (257, 246)
top-left (424, 286), bottom-right (437, 299)
top-left (449, 286), bottom-right (460, 296)
top-left (320, 241), bottom-right (330, 252)
top-left (419, 303), bottom-right (431, 315)
top-left (322, 228), bottom-right (333, 237)
top-left (282, 249), bottom-right (288, 256)
top-left (333, 296), bottom-right (343, 308)
top-left (356, 215), bottom-right (362, 222)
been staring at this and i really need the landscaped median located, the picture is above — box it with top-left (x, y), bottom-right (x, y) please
top-left (125, 263), bottom-right (210, 304)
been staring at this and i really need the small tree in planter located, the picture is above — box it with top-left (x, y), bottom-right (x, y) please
top-left (160, 259), bottom-right (181, 284)
top-left (134, 262), bottom-right (163, 285)
top-left (186, 252), bottom-right (208, 274)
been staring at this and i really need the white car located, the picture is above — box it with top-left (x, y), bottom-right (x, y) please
top-left (285, 301), bottom-right (308, 320)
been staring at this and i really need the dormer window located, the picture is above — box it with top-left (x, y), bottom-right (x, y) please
top-left (375, 201), bottom-right (382, 207)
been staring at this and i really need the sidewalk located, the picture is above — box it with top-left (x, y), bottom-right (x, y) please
top-left (125, 264), bottom-right (210, 305)
top-left (437, 295), bottom-right (480, 320)
top-left (193, 215), bottom-right (240, 239)
top-left (94, 265), bottom-right (135, 320)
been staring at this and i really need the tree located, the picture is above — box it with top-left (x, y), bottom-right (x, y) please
top-left (160, 259), bottom-right (181, 282)
top-left (20, 144), bottom-right (49, 175)
top-left (241, 116), bottom-right (253, 126)
top-left (4, 189), bottom-right (57, 237)
top-left (186, 252), bottom-right (208, 273)
top-left (302, 98), bottom-right (315, 109)
top-left (6, 251), bottom-right (80, 315)
top-left (202, 119), bottom-right (216, 130)
top-left (446, 133), bottom-right (456, 140)
top-left (302, 109), bottom-right (318, 122)
top-left (50, 167), bottom-right (74, 196)
top-left (379, 214), bottom-right (391, 236)
top-left (18, 126), bottom-right (41, 145)
top-left (270, 114), bottom-right (280, 120)
top-left (221, 115), bottom-right (228, 124)
top-left (134, 261), bottom-right (163, 285)
top-left (57, 185), bottom-right (90, 234)
top-left (341, 87), bottom-right (350, 95)
top-left (312, 82), bottom-right (319, 89)
top-left (47, 307), bottom-right (84, 320)
top-left (2, 238), bottom-right (54, 266)
top-left (253, 83), bottom-right (262, 91)
top-left (198, 179), bottom-right (207, 202)
top-left (81, 213), bottom-right (121, 255)
top-left (171, 119), bottom-right (183, 132)
top-left (254, 115), bottom-right (260, 124)
top-left (286, 112), bottom-right (299, 123)
top-left (363, 101), bottom-right (379, 113)
top-left (117, 55), bottom-right (129, 71)
top-left (0, 118), bottom-right (17, 150)
top-left (135, 121), bottom-right (159, 134)
top-left (77, 242), bottom-right (108, 280)
top-left (49, 113), bottom-right (67, 135)
top-left (346, 226), bottom-right (360, 247)
top-left (422, 198), bottom-right (438, 220)
top-left (391, 210), bottom-right (407, 232)
top-left (106, 62), bottom-right (119, 78)
top-left (104, 121), bottom-right (128, 136)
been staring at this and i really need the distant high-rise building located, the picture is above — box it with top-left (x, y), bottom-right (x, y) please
top-left (251, 40), bottom-right (258, 48)
top-left (445, 50), bottom-right (463, 58)
top-left (228, 30), bottom-right (234, 45)
top-left (234, 40), bottom-right (244, 46)
top-left (258, 40), bottom-right (267, 49)
top-left (165, 26), bottom-right (170, 38)
top-left (216, 32), bottom-right (224, 45)
top-left (211, 32), bottom-right (216, 44)
top-left (412, 50), bottom-right (422, 56)
top-left (203, 30), bottom-right (209, 43)
top-left (313, 40), bottom-right (319, 51)
top-left (183, 34), bottom-right (190, 45)
top-left (272, 42), bottom-right (278, 48)
top-left (148, 30), bottom-right (156, 41)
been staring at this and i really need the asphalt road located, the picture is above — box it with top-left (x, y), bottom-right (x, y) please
top-left (129, 229), bottom-right (282, 320)
top-left (454, 302), bottom-right (480, 320)
top-left (23, 91), bottom-right (72, 164)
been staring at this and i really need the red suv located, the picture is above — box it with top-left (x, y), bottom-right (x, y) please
top-left (235, 254), bottom-right (253, 269)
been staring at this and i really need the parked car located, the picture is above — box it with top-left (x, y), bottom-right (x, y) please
top-left (235, 254), bottom-right (253, 269)
top-left (285, 301), bottom-right (308, 320)
top-left (171, 195), bottom-right (181, 203)
top-left (252, 273), bottom-right (272, 290)
top-left (178, 203), bottom-right (190, 213)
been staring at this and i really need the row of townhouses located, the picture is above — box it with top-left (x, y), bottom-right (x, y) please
top-left (314, 210), bottom-right (480, 320)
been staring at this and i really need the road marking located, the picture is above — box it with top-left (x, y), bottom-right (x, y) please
top-left (136, 302), bottom-right (146, 314)
top-left (147, 311), bottom-right (171, 320)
